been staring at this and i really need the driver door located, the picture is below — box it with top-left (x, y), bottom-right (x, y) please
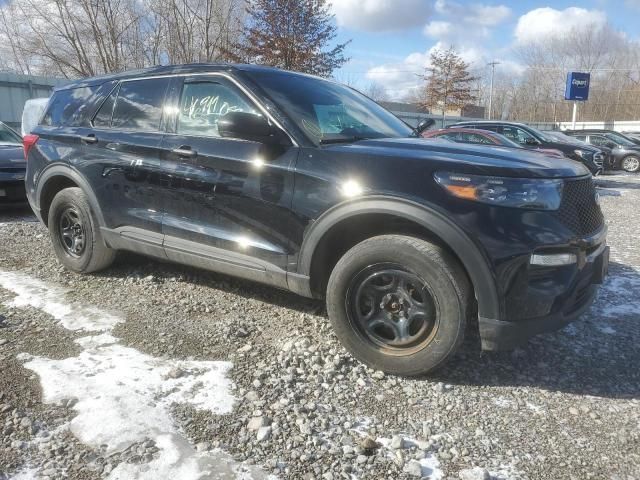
top-left (158, 75), bottom-right (299, 276)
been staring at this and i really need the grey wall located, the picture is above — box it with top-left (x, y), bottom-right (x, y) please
top-left (0, 73), bottom-right (67, 129)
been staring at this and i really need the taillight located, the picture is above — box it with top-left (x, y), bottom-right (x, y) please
top-left (23, 134), bottom-right (39, 160)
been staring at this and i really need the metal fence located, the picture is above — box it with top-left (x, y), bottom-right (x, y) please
top-left (0, 73), bottom-right (67, 129)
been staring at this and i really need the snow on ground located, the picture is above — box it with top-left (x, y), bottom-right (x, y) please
top-left (0, 271), bottom-right (121, 332)
top-left (0, 270), bottom-right (272, 480)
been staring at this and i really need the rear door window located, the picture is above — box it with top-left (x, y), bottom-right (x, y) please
top-left (499, 126), bottom-right (536, 145)
top-left (461, 132), bottom-right (492, 144)
top-left (111, 78), bottom-right (170, 131)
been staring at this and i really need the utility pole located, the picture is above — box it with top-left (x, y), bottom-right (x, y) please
top-left (487, 61), bottom-right (500, 120)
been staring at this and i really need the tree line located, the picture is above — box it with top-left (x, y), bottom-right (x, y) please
top-left (0, 0), bottom-right (348, 79)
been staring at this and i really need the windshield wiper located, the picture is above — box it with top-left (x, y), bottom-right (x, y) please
top-left (319, 136), bottom-right (368, 145)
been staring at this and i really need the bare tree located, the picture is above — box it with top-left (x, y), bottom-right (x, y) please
top-left (421, 47), bottom-right (478, 123)
top-left (362, 82), bottom-right (388, 102)
top-left (0, 0), bottom-right (244, 78)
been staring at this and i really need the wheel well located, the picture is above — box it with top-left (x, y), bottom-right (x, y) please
top-left (39, 176), bottom-right (78, 226)
top-left (308, 213), bottom-right (471, 298)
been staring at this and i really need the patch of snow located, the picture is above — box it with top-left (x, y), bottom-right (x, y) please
top-left (1, 270), bottom-right (272, 480)
top-left (0, 271), bottom-right (121, 332)
top-left (8, 468), bottom-right (39, 480)
top-left (526, 402), bottom-right (544, 414)
top-left (591, 269), bottom-right (640, 319)
top-left (596, 325), bottom-right (617, 335)
top-left (417, 454), bottom-right (443, 479)
top-left (492, 396), bottom-right (514, 408)
top-left (24, 341), bottom-right (234, 454)
top-left (375, 435), bottom-right (443, 480)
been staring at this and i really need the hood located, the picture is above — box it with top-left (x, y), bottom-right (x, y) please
top-left (0, 144), bottom-right (25, 167)
top-left (329, 138), bottom-right (590, 178)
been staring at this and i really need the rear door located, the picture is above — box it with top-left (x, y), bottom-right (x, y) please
top-left (84, 76), bottom-right (172, 256)
top-left (158, 75), bottom-right (298, 283)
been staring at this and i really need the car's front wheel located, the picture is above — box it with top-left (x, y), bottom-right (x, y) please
top-left (622, 155), bottom-right (640, 173)
top-left (48, 187), bottom-right (115, 273)
top-left (326, 235), bottom-right (471, 376)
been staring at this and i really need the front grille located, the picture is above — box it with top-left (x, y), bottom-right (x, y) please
top-left (593, 153), bottom-right (604, 167)
top-left (552, 178), bottom-right (604, 236)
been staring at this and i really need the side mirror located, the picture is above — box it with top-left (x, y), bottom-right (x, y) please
top-left (416, 118), bottom-right (436, 135)
top-left (218, 112), bottom-right (289, 145)
top-left (525, 137), bottom-right (539, 146)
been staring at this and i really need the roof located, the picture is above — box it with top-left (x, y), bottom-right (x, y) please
top-left (57, 63), bottom-right (299, 90)
top-left (451, 120), bottom-right (530, 128)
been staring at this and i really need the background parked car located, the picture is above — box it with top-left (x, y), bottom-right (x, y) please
top-left (422, 127), bottom-right (565, 158)
top-left (565, 131), bottom-right (640, 173)
top-left (0, 121), bottom-right (26, 205)
top-left (544, 131), bottom-right (615, 172)
top-left (448, 121), bottom-right (604, 175)
top-left (565, 129), bottom-right (640, 147)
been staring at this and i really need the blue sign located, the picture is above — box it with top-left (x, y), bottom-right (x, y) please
top-left (565, 72), bottom-right (590, 101)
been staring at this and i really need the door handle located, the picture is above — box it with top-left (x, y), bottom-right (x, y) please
top-left (80, 134), bottom-right (98, 144)
top-left (171, 146), bottom-right (197, 158)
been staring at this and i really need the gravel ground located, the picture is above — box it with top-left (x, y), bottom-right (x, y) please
top-left (0, 173), bottom-right (639, 480)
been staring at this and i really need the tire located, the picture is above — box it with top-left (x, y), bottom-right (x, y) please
top-left (48, 187), bottom-right (115, 273)
top-left (326, 235), bottom-right (471, 376)
top-left (622, 155), bottom-right (640, 173)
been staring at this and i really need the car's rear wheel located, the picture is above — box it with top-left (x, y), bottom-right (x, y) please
top-left (622, 155), bottom-right (640, 173)
top-left (48, 187), bottom-right (115, 273)
top-left (326, 235), bottom-right (471, 376)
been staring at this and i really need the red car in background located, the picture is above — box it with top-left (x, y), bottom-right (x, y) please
top-left (422, 127), bottom-right (566, 158)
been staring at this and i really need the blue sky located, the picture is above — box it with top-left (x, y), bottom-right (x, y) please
top-left (330, 0), bottom-right (640, 99)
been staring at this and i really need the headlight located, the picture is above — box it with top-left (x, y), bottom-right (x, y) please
top-left (434, 172), bottom-right (564, 210)
top-left (574, 149), bottom-right (592, 159)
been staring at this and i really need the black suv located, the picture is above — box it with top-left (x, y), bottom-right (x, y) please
top-left (24, 64), bottom-right (609, 375)
top-left (449, 121), bottom-right (605, 175)
top-left (564, 130), bottom-right (640, 173)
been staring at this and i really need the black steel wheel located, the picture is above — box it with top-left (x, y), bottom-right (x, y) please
top-left (347, 265), bottom-right (439, 354)
top-left (58, 207), bottom-right (86, 257)
top-left (327, 235), bottom-right (471, 376)
top-left (48, 187), bottom-right (115, 273)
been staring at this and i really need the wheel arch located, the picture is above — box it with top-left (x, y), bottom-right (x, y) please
top-left (297, 196), bottom-right (501, 320)
top-left (36, 165), bottom-right (106, 228)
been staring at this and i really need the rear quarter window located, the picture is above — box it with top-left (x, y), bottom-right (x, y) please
top-left (41, 87), bottom-right (97, 127)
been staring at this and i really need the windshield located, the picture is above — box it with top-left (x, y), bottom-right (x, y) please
top-left (246, 70), bottom-right (414, 145)
top-left (490, 133), bottom-right (522, 148)
top-left (525, 125), bottom-right (553, 142)
top-left (548, 131), bottom-right (585, 144)
top-left (0, 122), bottom-right (21, 144)
top-left (604, 132), bottom-right (636, 147)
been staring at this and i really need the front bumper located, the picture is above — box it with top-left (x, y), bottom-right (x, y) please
top-left (479, 237), bottom-right (609, 351)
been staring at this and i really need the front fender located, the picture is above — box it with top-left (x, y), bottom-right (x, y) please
top-left (297, 196), bottom-right (501, 320)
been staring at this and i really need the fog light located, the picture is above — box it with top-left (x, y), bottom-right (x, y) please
top-left (530, 253), bottom-right (577, 266)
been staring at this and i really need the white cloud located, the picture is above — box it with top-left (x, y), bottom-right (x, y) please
top-left (423, 2), bottom-right (511, 51)
top-left (432, 1), bottom-right (511, 27)
top-left (515, 7), bottom-right (607, 44)
top-left (365, 42), bottom-right (488, 100)
top-left (332, 0), bottom-right (432, 32)
top-left (467, 4), bottom-right (511, 27)
top-left (424, 21), bottom-right (453, 38)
